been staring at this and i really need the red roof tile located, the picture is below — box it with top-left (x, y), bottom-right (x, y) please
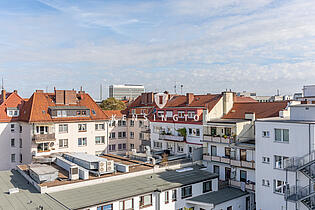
top-left (0, 92), bottom-right (25, 123)
top-left (223, 101), bottom-right (288, 119)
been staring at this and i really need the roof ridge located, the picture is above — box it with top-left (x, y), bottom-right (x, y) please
top-left (28, 93), bottom-right (36, 123)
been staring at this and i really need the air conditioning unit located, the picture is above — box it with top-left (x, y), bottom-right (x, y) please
top-left (99, 161), bottom-right (106, 173)
top-left (107, 161), bottom-right (114, 172)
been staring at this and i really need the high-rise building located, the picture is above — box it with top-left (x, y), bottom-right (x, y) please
top-left (109, 84), bottom-right (145, 101)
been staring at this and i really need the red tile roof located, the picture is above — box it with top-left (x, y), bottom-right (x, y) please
top-left (102, 110), bottom-right (124, 119)
top-left (19, 91), bottom-right (108, 122)
top-left (234, 96), bottom-right (258, 103)
top-left (0, 91), bottom-right (25, 123)
top-left (223, 101), bottom-right (288, 119)
top-left (165, 94), bottom-right (222, 110)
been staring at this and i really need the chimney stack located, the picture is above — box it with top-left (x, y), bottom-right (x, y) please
top-left (186, 93), bottom-right (194, 105)
top-left (1, 89), bottom-right (6, 102)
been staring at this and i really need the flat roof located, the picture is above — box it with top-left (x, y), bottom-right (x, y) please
top-left (256, 117), bottom-right (315, 124)
top-left (0, 170), bottom-right (66, 210)
top-left (48, 167), bottom-right (218, 209)
top-left (187, 187), bottom-right (248, 206)
top-left (207, 119), bottom-right (249, 124)
top-left (29, 164), bottom-right (58, 175)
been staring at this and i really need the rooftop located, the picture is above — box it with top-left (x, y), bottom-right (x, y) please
top-left (47, 166), bottom-right (217, 209)
top-left (0, 170), bottom-right (66, 210)
top-left (187, 187), bottom-right (248, 206)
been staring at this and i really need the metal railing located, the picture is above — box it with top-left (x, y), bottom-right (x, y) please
top-left (285, 183), bottom-right (315, 202)
top-left (32, 133), bottom-right (56, 142)
top-left (159, 134), bottom-right (184, 142)
top-left (284, 150), bottom-right (315, 171)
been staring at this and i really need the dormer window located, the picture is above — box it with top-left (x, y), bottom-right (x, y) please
top-left (7, 108), bottom-right (19, 117)
top-left (57, 110), bottom-right (67, 117)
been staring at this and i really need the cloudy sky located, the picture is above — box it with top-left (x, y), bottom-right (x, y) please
top-left (0, 0), bottom-right (315, 98)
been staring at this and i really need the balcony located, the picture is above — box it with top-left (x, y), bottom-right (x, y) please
top-left (159, 134), bottom-right (184, 142)
top-left (241, 160), bottom-right (255, 169)
top-left (230, 159), bottom-right (241, 167)
top-left (221, 157), bottom-right (231, 164)
top-left (32, 133), bottom-right (56, 143)
top-left (141, 127), bottom-right (151, 133)
top-left (203, 135), bottom-right (234, 144)
top-left (230, 180), bottom-right (255, 192)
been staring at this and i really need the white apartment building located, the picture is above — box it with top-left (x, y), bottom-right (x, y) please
top-left (254, 103), bottom-right (315, 210)
top-left (0, 89), bottom-right (109, 170)
top-left (109, 84), bottom-right (145, 101)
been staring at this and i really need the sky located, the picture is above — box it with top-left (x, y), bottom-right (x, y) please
top-left (1, 0), bottom-right (315, 99)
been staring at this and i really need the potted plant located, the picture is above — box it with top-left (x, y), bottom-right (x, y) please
top-left (176, 128), bottom-right (187, 140)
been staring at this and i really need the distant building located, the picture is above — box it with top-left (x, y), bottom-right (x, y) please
top-left (237, 91), bottom-right (291, 102)
top-left (109, 84), bottom-right (145, 101)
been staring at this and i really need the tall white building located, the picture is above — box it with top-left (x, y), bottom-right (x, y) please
top-left (109, 84), bottom-right (145, 101)
top-left (254, 103), bottom-right (315, 210)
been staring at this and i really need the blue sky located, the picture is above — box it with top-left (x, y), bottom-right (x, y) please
top-left (1, 0), bottom-right (315, 98)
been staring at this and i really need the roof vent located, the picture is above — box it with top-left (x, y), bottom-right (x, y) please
top-left (8, 188), bottom-right (19, 194)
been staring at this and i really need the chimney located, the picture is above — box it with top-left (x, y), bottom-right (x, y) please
top-left (1, 89), bottom-right (6, 102)
top-left (148, 92), bottom-right (153, 104)
top-left (13, 90), bottom-right (17, 94)
top-left (222, 91), bottom-right (234, 115)
top-left (65, 90), bottom-right (77, 105)
top-left (186, 93), bottom-right (194, 105)
top-left (55, 90), bottom-right (65, 104)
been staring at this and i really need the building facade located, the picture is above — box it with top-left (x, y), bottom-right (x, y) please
top-left (109, 84), bottom-right (145, 101)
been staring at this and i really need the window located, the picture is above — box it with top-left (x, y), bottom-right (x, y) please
top-left (139, 120), bottom-right (143, 128)
top-left (109, 144), bottom-right (116, 151)
top-left (224, 127), bottom-right (232, 136)
top-left (95, 123), bottom-right (105, 131)
top-left (187, 111), bottom-right (195, 118)
top-left (11, 139), bottom-right (15, 147)
top-left (78, 124), bottom-right (87, 132)
top-left (130, 132), bottom-right (134, 139)
top-left (227, 206), bottom-right (232, 210)
top-left (262, 157), bottom-right (270, 164)
top-left (119, 199), bottom-right (133, 210)
top-left (172, 189), bottom-right (177, 201)
top-left (118, 144), bottom-right (123, 150)
top-left (78, 137), bottom-right (87, 146)
top-left (36, 126), bottom-right (48, 134)
top-left (181, 186), bottom-right (192, 199)
top-left (154, 141), bottom-right (162, 148)
top-left (225, 147), bottom-right (231, 158)
top-left (178, 111), bottom-right (185, 118)
top-left (19, 138), bottom-right (22, 148)
top-left (109, 120), bottom-right (116, 127)
top-left (130, 120), bottom-right (135, 127)
top-left (177, 145), bottom-right (184, 153)
top-left (275, 129), bottom-right (289, 142)
top-left (59, 139), bottom-right (68, 148)
top-left (130, 144), bottom-right (134, 150)
top-left (240, 149), bottom-right (247, 161)
top-left (203, 180), bottom-right (212, 193)
top-left (11, 124), bottom-right (15, 132)
top-left (211, 146), bottom-right (217, 156)
top-left (20, 153), bottom-right (22, 163)
top-left (274, 180), bottom-right (286, 194)
top-left (213, 165), bottom-right (220, 175)
top-left (118, 120), bottom-right (126, 127)
top-left (37, 142), bottom-right (49, 152)
top-left (139, 194), bottom-right (152, 208)
top-left (97, 204), bottom-right (113, 210)
top-left (95, 136), bottom-right (105, 144)
top-left (110, 132), bottom-right (116, 139)
top-left (240, 170), bottom-right (247, 182)
top-left (262, 179), bottom-right (270, 187)
top-left (210, 127), bottom-right (217, 136)
top-left (165, 191), bottom-right (169, 204)
top-left (123, 143), bottom-right (126, 150)
top-left (11, 154), bottom-right (16, 163)
top-left (19, 125), bottom-right (22, 133)
top-left (274, 155), bottom-right (288, 169)
top-left (118, 132), bottom-right (126, 138)
top-left (262, 131), bottom-right (270, 138)
top-left (188, 128), bottom-right (200, 137)
top-left (59, 124), bottom-right (68, 133)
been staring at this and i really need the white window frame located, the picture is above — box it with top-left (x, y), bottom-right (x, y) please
top-left (78, 137), bottom-right (87, 146)
top-left (59, 139), bottom-right (68, 148)
top-left (95, 136), bottom-right (105, 144)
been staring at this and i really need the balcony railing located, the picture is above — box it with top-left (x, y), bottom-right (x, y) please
top-left (284, 150), bottom-right (315, 171)
top-left (230, 180), bottom-right (255, 192)
top-left (159, 134), bottom-right (184, 142)
top-left (203, 154), bottom-right (255, 169)
top-left (203, 135), bottom-right (234, 144)
top-left (141, 127), bottom-right (151, 133)
top-left (32, 133), bottom-right (56, 143)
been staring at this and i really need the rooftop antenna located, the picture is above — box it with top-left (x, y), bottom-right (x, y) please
top-left (100, 84), bottom-right (102, 101)
top-left (277, 89), bottom-right (280, 96)
top-left (180, 84), bottom-right (183, 95)
top-left (174, 81), bottom-right (177, 94)
top-left (1, 77), bottom-right (3, 90)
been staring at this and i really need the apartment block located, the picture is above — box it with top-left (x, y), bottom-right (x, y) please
top-left (109, 84), bottom-right (145, 101)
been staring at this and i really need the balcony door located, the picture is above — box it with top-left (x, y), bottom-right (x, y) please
top-left (240, 149), bottom-right (247, 161)
top-left (211, 146), bottom-right (217, 156)
top-left (240, 170), bottom-right (247, 182)
top-left (225, 167), bottom-right (231, 181)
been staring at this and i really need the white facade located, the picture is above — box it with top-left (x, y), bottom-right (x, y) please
top-left (150, 121), bottom-right (203, 156)
top-left (255, 106), bottom-right (315, 210)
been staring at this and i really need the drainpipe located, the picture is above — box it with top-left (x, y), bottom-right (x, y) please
top-left (154, 190), bottom-right (161, 210)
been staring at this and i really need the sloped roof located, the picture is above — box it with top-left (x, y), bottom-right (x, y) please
top-left (102, 110), bottom-right (124, 119)
top-left (234, 96), bottom-right (258, 103)
top-left (165, 94), bottom-right (222, 110)
top-left (223, 101), bottom-right (288, 119)
top-left (0, 91), bottom-right (25, 123)
top-left (19, 91), bottom-right (108, 123)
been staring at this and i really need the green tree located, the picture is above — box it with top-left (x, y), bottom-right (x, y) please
top-left (100, 97), bottom-right (126, 110)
